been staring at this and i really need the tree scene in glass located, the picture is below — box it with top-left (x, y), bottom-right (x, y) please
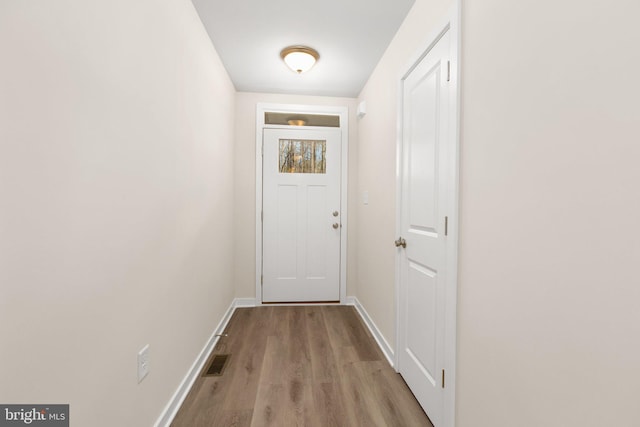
top-left (279, 139), bottom-right (326, 174)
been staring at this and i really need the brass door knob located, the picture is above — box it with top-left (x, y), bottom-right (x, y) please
top-left (394, 237), bottom-right (407, 248)
top-left (332, 223), bottom-right (340, 229)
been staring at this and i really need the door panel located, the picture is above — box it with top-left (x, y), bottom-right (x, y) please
top-left (407, 262), bottom-right (437, 382)
top-left (276, 184), bottom-right (298, 278)
top-left (306, 185), bottom-right (328, 278)
top-left (398, 31), bottom-right (451, 427)
top-left (409, 67), bottom-right (439, 231)
top-left (262, 128), bottom-right (341, 302)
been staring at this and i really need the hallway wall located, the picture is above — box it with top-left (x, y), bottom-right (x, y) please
top-left (356, 0), bottom-right (453, 352)
top-left (0, 1), bottom-right (236, 425)
top-left (457, 0), bottom-right (640, 425)
top-left (233, 92), bottom-right (359, 301)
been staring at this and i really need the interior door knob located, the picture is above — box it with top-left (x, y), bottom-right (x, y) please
top-left (395, 237), bottom-right (407, 248)
top-left (333, 211), bottom-right (339, 217)
top-left (332, 223), bottom-right (340, 229)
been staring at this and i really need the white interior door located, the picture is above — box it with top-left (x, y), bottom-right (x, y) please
top-left (262, 128), bottom-right (341, 302)
top-left (397, 31), bottom-right (452, 427)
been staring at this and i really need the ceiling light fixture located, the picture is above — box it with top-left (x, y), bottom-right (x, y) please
top-left (280, 46), bottom-right (319, 74)
top-left (287, 118), bottom-right (307, 126)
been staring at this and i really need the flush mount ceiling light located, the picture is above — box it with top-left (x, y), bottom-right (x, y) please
top-left (280, 46), bottom-right (319, 74)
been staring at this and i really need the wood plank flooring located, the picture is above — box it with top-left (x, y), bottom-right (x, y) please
top-left (171, 306), bottom-right (432, 427)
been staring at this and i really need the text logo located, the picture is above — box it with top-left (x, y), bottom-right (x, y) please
top-left (0, 405), bottom-right (68, 427)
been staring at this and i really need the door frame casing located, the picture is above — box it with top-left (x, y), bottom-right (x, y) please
top-left (394, 5), bottom-right (460, 427)
top-left (255, 103), bottom-right (349, 305)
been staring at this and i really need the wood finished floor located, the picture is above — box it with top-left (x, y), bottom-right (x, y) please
top-left (171, 306), bottom-right (433, 427)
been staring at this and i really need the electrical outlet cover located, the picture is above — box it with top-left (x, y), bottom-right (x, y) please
top-left (137, 344), bottom-right (150, 383)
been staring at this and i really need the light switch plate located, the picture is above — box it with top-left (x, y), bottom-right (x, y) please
top-left (137, 344), bottom-right (150, 383)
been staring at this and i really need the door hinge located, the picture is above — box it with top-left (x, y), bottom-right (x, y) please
top-left (445, 216), bottom-right (449, 236)
top-left (446, 61), bottom-right (451, 82)
top-left (442, 369), bottom-right (445, 388)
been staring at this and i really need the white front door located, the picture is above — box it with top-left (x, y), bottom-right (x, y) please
top-left (397, 31), bottom-right (452, 427)
top-left (262, 128), bottom-right (341, 303)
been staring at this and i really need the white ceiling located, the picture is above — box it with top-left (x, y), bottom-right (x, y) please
top-left (191, 0), bottom-right (416, 98)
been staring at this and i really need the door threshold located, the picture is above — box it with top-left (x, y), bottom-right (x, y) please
top-left (261, 300), bottom-right (340, 305)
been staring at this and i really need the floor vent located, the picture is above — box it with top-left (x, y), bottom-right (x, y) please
top-left (204, 354), bottom-right (230, 376)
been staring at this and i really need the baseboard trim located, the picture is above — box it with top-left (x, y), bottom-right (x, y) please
top-left (346, 296), bottom-right (395, 367)
top-left (154, 298), bottom-right (251, 427)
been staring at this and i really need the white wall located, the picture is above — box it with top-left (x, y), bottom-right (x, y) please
top-left (0, 1), bottom-right (236, 425)
top-left (233, 92), bottom-right (359, 300)
top-left (356, 0), bottom-right (452, 350)
top-left (458, 0), bottom-right (640, 425)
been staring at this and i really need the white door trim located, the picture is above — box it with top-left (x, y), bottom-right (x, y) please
top-left (255, 103), bottom-right (349, 305)
top-left (394, 5), bottom-right (460, 427)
